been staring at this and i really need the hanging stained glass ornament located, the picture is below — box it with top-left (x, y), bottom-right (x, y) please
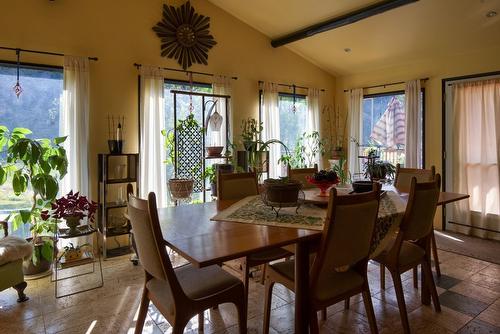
top-left (291, 84), bottom-right (297, 113)
top-left (13, 50), bottom-right (22, 98)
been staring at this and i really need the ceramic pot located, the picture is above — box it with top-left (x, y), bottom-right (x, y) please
top-left (264, 179), bottom-right (302, 204)
top-left (65, 216), bottom-right (81, 235)
top-left (168, 178), bottom-right (194, 199)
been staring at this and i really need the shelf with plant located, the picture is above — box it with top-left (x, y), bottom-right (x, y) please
top-left (0, 126), bottom-right (68, 274)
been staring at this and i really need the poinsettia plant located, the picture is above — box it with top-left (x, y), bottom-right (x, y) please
top-left (43, 191), bottom-right (97, 223)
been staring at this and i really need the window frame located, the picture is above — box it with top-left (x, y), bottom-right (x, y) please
top-left (362, 88), bottom-right (426, 168)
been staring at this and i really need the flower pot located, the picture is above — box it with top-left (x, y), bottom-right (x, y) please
top-left (206, 146), bottom-right (224, 157)
top-left (168, 178), bottom-right (194, 199)
top-left (22, 237), bottom-right (55, 276)
top-left (263, 179), bottom-right (302, 204)
top-left (65, 216), bottom-right (81, 235)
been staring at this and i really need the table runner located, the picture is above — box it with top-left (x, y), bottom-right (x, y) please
top-left (212, 191), bottom-right (407, 253)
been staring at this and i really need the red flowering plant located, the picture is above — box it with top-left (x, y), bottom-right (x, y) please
top-left (42, 191), bottom-right (97, 223)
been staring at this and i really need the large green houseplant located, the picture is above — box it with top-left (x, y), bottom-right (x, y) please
top-left (0, 126), bottom-right (68, 274)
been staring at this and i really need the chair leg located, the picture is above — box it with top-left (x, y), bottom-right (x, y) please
top-left (380, 264), bottom-right (386, 290)
top-left (263, 279), bottom-right (275, 334)
top-left (135, 289), bottom-right (150, 334)
top-left (413, 267), bottom-right (418, 289)
top-left (198, 312), bottom-right (204, 333)
top-left (13, 281), bottom-right (28, 303)
top-left (344, 297), bottom-right (350, 309)
top-left (362, 288), bottom-right (379, 334)
top-left (431, 231), bottom-right (441, 277)
top-left (421, 259), bottom-right (441, 312)
top-left (390, 271), bottom-right (410, 334)
top-left (309, 308), bottom-right (319, 334)
top-left (260, 264), bottom-right (267, 285)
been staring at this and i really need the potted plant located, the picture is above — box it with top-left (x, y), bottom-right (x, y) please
top-left (364, 160), bottom-right (396, 181)
top-left (0, 126), bottom-right (68, 275)
top-left (58, 242), bottom-right (91, 262)
top-left (240, 118), bottom-right (262, 151)
top-left (263, 177), bottom-right (302, 204)
top-left (162, 114), bottom-right (204, 200)
top-left (330, 156), bottom-right (351, 186)
top-left (203, 165), bottom-right (217, 197)
top-left (279, 131), bottom-right (325, 169)
top-left (43, 191), bottom-right (97, 236)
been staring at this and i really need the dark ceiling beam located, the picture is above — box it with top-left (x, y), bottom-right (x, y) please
top-left (271, 0), bottom-right (419, 48)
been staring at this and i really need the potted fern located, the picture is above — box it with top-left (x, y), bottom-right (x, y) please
top-left (0, 126), bottom-right (68, 275)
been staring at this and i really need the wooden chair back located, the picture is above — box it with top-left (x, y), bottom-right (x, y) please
top-left (400, 175), bottom-right (441, 242)
top-left (217, 171), bottom-right (259, 201)
top-left (394, 164), bottom-right (435, 193)
top-left (310, 183), bottom-right (381, 290)
top-left (287, 164), bottom-right (318, 189)
top-left (127, 193), bottom-right (185, 302)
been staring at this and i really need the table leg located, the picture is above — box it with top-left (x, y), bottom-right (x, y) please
top-left (295, 240), bottom-right (310, 334)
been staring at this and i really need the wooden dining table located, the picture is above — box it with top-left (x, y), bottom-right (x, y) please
top-left (157, 188), bottom-right (469, 333)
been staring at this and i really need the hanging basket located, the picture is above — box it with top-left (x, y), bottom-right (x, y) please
top-left (168, 178), bottom-right (194, 200)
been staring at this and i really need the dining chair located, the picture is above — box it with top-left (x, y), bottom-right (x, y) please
top-left (263, 183), bottom-right (382, 334)
top-left (217, 172), bottom-right (292, 308)
top-left (128, 192), bottom-right (247, 334)
top-left (373, 175), bottom-right (442, 334)
top-left (390, 164), bottom-right (440, 289)
top-left (287, 163), bottom-right (318, 189)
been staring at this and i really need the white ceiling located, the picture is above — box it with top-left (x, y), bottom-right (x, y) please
top-left (208, 0), bottom-right (500, 76)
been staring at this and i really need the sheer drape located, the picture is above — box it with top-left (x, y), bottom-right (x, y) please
top-left (60, 55), bottom-right (90, 196)
top-left (139, 66), bottom-right (167, 207)
top-left (348, 88), bottom-right (363, 177)
top-left (307, 88), bottom-right (321, 168)
top-left (261, 82), bottom-right (281, 178)
top-left (404, 80), bottom-right (422, 168)
top-left (211, 75), bottom-right (232, 151)
top-left (450, 79), bottom-right (500, 240)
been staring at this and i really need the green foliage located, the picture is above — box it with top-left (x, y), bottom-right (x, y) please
top-left (279, 131), bottom-right (325, 168)
top-left (0, 126), bottom-right (68, 263)
top-left (331, 156), bottom-right (351, 185)
top-left (203, 165), bottom-right (216, 184)
top-left (240, 118), bottom-right (263, 146)
top-left (364, 160), bottom-right (396, 180)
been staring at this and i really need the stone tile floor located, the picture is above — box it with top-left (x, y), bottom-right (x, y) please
top-left (1, 249), bottom-right (500, 333)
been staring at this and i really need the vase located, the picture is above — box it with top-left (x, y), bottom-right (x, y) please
top-left (65, 216), bottom-right (81, 235)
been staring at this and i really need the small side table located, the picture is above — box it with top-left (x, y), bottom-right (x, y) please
top-left (52, 225), bottom-right (103, 298)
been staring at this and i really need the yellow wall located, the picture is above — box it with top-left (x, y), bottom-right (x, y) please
top-left (0, 0), bottom-right (336, 200)
top-left (336, 46), bottom-right (500, 228)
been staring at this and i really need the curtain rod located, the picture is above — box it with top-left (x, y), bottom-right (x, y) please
top-left (0, 46), bottom-right (98, 61)
top-left (258, 80), bottom-right (325, 92)
top-left (343, 77), bottom-right (428, 92)
top-left (133, 63), bottom-right (237, 80)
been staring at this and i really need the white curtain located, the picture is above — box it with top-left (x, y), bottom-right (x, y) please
top-left (261, 82), bottom-right (280, 178)
top-left (450, 79), bottom-right (500, 240)
top-left (60, 56), bottom-right (90, 197)
top-left (404, 79), bottom-right (422, 168)
top-left (139, 66), bottom-right (167, 207)
top-left (347, 88), bottom-right (363, 177)
top-left (307, 88), bottom-right (321, 168)
top-left (211, 75), bottom-right (232, 151)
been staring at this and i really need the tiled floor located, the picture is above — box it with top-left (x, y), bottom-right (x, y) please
top-left (1, 249), bottom-right (500, 334)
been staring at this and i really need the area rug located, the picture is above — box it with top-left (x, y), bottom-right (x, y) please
top-left (434, 230), bottom-right (500, 265)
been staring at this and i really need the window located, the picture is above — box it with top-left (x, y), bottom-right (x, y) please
top-left (0, 63), bottom-right (63, 235)
top-left (278, 93), bottom-right (308, 155)
top-left (362, 91), bottom-right (424, 167)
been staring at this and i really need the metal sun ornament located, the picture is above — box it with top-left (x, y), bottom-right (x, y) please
top-left (13, 49), bottom-right (22, 98)
top-left (153, 1), bottom-right (217, 70)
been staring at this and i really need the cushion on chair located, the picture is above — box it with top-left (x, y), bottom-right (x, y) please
top-left (0, 259), bottom-right (24, 292)
top-left (146, 264), bottom-right (241, 314)
top-left (270, 260), bottom-right (365, 302)
top-left (0, 236), bottom-right (33, 266)
top-left (374, 238), bottom-right (425, 268)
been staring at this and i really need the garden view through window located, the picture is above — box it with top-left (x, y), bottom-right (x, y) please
top-left (278, 93), bottom-right (307, 156)
top-left (362, 91), bottom-right (423, 167)
top-left (0, 63), bottom-right (63, 235)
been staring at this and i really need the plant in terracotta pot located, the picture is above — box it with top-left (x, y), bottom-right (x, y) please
top-left (363, 160), bottom-right (396, 181)
top-left (0, 126), bottom-right (68, 274)
top-left (44, 191), bottom-right (97, 236)
top-left (263, 177), bottom-right (302, 204)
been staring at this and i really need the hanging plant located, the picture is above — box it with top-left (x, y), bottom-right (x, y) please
top-left (152, 1), bottom-right (217, 70)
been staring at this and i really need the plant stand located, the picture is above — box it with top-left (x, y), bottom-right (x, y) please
top-left (52, 225), bottom-right (103, 298)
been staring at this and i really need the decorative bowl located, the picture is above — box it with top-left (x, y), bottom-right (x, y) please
top-left (306, 176), bottom-right (339, 196)
top-left (206, 146), bottom-right (224, 157)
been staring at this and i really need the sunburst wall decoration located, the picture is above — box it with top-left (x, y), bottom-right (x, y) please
top-left (153, 1), bottom-right (217, 70)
